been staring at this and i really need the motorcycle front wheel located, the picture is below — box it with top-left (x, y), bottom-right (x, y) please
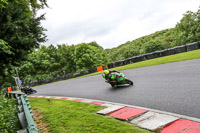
top-left (125, 79), bottom-right (134, 86)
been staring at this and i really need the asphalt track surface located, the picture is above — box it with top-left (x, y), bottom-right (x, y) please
top-left (31, 59), bottom-right (200, 119)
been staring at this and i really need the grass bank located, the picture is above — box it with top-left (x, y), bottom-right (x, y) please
top-left (29, 97), bottom-right (151, 133)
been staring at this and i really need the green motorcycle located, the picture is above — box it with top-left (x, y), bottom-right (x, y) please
top-left (102, 72), bottom-right (134, 87)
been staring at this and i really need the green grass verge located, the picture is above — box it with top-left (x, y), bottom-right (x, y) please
top-left (29, 97), bottom-right (151, 133)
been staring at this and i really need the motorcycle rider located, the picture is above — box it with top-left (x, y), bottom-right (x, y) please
top-left (103, 70), bottom-right (121, 83)
top-left (21, 86), bottom-right (37, 94)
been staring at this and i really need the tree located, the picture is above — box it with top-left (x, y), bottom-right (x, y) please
top-left (57, 44), bottom-right (76, 74)
top-left (0, 0), bottom-right (47, 88)
top-left (19, 50), bottom-right (54, 82)
top-left (74, 43), bottom-right (109, 71)
top-left (88, 41), bottom-right (103, 50)
top-left (0, 0), bottom-right (9, 55)
top-left (0, 39), bottom-right (11, 54)
top-left (0, 0), bottom-right (7, 8)
top-left (143, 40), bottom-right (164, 53)
top-left (175, 9), bottom-right (200, 45)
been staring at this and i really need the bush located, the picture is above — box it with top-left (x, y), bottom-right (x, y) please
top-left (0, 92), bottom-right (21, 133)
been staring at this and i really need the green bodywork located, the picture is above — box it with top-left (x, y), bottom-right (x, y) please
top-left (103, 72), bottom-right (133, 86)
top-left (105, 73), bottom-right (126, 82)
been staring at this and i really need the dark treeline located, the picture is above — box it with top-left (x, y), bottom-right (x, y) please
top-left (0, 1), bottom-right (200, 88)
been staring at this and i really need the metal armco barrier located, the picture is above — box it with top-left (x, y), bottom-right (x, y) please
top-left (19, 95), bottom-right (38, 133)
top-left (113, 60), bottom-right (124, 67)
top-left (132, 55), bottom-right (143, 63)
top-left (124, 58), bottom-right (132, 65)
top-left (88, 67), bottom-right (98, 73)
top-left (174, 45), bottom-right (187, 53)
top-left (186, 42), bottom-right (200, 51)
top-left (143, 53), bottom-right (154, 60)
top-left (107, 63), bottom-right (114, 69)
top-left (5, 92), bottom-right (38, 133)
top-left (159, 50), bottom-right (167, 57)
top-left (166, 48), bottom-right (176, 55)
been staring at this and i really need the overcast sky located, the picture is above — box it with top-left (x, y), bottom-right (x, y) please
top-left (39, 0), bottom-right (200, 49)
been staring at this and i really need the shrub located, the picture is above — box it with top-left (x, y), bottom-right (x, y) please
top-left (0, 92), bottom-right (21, 133)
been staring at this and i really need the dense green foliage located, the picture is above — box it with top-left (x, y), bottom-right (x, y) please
top-left (0, 93), bottom-right (21, 132)
top-left (0, 0), bottom-right (47, 87)
top-left (18, 42), bottom-right (110, 84)
top-left (0, 0), bottom-right (7, 8)
top-left (29, 97), bottom-right (150, 133)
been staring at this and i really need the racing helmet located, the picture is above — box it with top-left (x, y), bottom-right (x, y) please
top-left (104, 70), bottom-right (109, 75)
